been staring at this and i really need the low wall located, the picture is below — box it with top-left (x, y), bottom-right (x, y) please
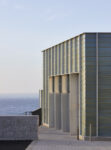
top-left (0, 116), bottom-right (39, 141)
top-left (32, 108), bottom-right (42, 126)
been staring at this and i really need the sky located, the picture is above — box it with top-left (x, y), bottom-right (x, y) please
top-left (0, 0), bottom-right (111, 94)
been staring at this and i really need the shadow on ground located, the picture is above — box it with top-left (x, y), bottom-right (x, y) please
top-left (0, 141), bottom-right (32, 150)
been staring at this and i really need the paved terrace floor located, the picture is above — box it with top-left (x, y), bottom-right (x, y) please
top-left (26, 126), bottom-right (111, 150)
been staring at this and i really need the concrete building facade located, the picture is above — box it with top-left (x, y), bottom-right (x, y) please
top-left (40, 33), bottom-right (111, 140)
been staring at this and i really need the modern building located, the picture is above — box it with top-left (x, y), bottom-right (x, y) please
top-left (40, 33), bottom-right (111, 140)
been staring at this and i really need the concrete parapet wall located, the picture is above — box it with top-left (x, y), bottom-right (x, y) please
top-left (0, 116), bottom-right (39, 141)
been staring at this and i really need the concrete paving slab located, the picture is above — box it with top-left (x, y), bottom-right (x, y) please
top-left (26, 126), bottom-right (111, 150)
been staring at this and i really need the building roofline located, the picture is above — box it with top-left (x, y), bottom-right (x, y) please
top-left (41, 32), bottom-right (111, 52)
top-left (42, 32), bottom-right (85, 52)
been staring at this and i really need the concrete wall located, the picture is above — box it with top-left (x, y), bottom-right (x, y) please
top-left (0, 116), bottom-right (39, 140)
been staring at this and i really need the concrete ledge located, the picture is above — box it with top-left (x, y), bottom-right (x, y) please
top-left (0, 116), bottom-right (39, 141)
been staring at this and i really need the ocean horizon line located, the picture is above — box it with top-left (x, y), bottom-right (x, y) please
top-left (0, 93), bottom-right (39, 99)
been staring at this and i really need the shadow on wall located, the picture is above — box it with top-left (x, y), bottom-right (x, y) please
top-left (32, 108), bottom-right (42, 126)
top-left (0, 141), bottom-right (32, 150)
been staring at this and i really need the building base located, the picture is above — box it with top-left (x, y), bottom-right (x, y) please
top-left (79, 135), bottom-right (111, 141)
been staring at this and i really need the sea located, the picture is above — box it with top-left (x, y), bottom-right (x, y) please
top-left (0, 94), bottom-right (40, 115)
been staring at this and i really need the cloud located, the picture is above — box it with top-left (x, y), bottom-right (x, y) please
top-left (47, 14), bottom-right (57, 21)
top-left (46, 12), bottom-right (69, 22)
top-left (41, 8), bottom-right (69, 22)
top-left (14, 4), bottom-right (25, 10)
top-left (0, 0), bottom-right (27, 11)
top-left (14, 4), bottom-right (31, 11)
top-left (0, 0), bottom-right (8, 6)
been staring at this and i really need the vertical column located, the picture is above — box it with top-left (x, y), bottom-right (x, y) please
top-left (43, 52), bottom-right (45, 124)
top-left (61, 75), bottom-right (70, 132)
top-left (49, 77), bottom-right (55, 128)
top-left (54, 76), bottom-right (61, 129)
top-left (69, 74), bottom-right (79, 136)
top-left (39, 90), bottom-right (43, 108)
top-left (96, 33), bottom-right (99, 136)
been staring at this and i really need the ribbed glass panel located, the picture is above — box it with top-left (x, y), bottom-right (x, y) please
top-left (50, 48), bottom-right (52, 76)
top-left (53, 47), bottom-right (55, 75)
top-left (64, 42), bottom-right (66, 74)
top-left (45, 51), bottom-right (47, 123)
top-left (62, 43), bottom-right (64, 74)
top-left (77, 37), bottom-right (80, 72)
top-left (80, 35), bottom-right (86, 136)
top-left (56, 45), bottom-right (60, 75)
top-left (49, 49), bottom-right (51, 76)
top-left (59, 44), bottom-right (61, 74)
top-left (70, 39), bottom-right (72, 72)
top-left (72, 38), bottom-right (75, 72)
top-left (86, 33), bottom-right (96, 136)
top-left (98, 33), bottom-right (111, 136)
top-left (55, 46), bottom-right (57, 75)
top-left (68, 40), bottom-right (71, 73)
top-left (42, 33), bottom-right (87, 131)
top-left (60, 44), bottom-right (62, 74)
top-left (43, 52), bottom-right (45, 123)
top-left (75, 38), bottom-right (77, 72)
top-left (46, 51), bottom-right (48, 123)
top-left (52, 47), bottom-right (54, 75)
top-left (66, 41), bottom-right (68, 74)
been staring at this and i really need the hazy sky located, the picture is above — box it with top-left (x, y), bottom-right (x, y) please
top-left (0, 0), bottom-right (111, 94)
